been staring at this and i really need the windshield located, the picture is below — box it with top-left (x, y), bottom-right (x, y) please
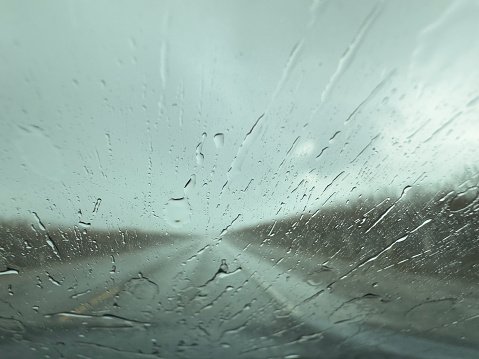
top-left (1, 1), bottom-right (479, 358)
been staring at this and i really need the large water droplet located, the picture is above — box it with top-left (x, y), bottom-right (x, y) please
top-left (0, 268), bottom-right (19, 276)
top-left (213, 133), bottom-right (224, 149)
top-left (164, 198), bottom-right (191, 228)
top-left (306, 265), bottom-right (335, 286)
top-left (124, 277), bottom-right (159, 300)
top-left (219, 259), bottom-right (228, 273)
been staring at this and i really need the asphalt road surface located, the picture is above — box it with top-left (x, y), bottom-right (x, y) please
top-left (1, 234), bottom-right (478, 359)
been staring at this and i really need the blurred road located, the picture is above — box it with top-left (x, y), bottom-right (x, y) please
top-left (1, 235), bottom-right (478, 359)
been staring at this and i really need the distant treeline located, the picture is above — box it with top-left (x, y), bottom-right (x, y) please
top-left (1, 183), bottom-right (478, 276)
top-left (226, 184), bottom-right (479, 280)
top-left (0, 222), bottom-right (187, 269)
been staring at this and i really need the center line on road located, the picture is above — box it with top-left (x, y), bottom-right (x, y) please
top-left (59, 287), bottom-right (120, 323)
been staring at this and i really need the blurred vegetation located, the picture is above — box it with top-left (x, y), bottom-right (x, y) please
top-left (1, 177), bottom-right (478, 279)
top-left (0, 222), bottom-right (184, 269)
top-left (227, 182), bottom-right (479, 281)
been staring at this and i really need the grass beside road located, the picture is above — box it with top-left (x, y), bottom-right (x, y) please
top-left (225, 184), bottom-right (479, 281)
top-left (0, 222), bottom-right (189, 269)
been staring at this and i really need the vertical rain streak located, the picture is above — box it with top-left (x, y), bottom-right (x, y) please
top-left (320, 3), bottom-right (383, 103)
top-left (32, 212), bottom-right (61, 259)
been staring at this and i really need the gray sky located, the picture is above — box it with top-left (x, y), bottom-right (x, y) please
top-left (1, 0), bottom-right (478, 235)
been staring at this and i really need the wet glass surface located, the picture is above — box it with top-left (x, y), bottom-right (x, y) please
top-left (1, 1), bottom-right (479, 358)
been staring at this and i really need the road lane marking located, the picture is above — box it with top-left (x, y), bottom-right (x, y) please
top-left (59, 287), bottom-right (120, 323)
